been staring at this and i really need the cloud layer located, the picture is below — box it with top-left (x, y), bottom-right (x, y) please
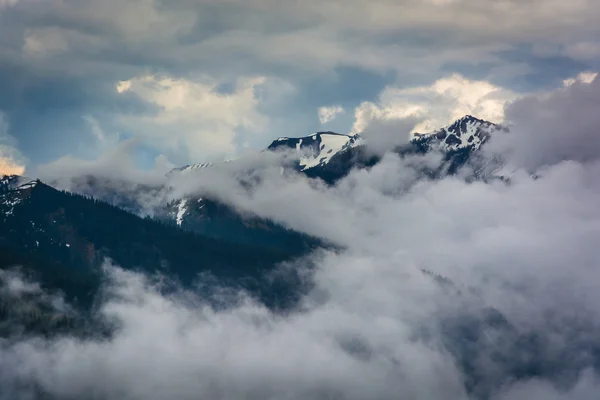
top-left (352, 74), bottom-right (516, 135)
top-left (2, 78), bottom-right (600, 399)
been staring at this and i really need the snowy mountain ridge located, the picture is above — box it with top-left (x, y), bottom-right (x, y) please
top-left (266, 131), bottom-right (361, 171)
top-left (162, 116), bottom-right (505, 234)
top-left (1, 115), bottom-right (507, 253)
top-left (170, 160), bottom-right (235, 175)
top-left (0, 175), bottom-right (37, 194)
top-left (168, 132), bottom-right (361, 177)
top-left (411, 115), bottom-right (505, 151)
top-left (168, 116), bottom-right (503, 178)
top-left (1, 175), bottom-right (39, 217)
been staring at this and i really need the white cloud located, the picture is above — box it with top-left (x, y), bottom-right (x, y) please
top-left (563, 71), bottom-right (598, 86)
top-left (115, 74), bottom-right (276, 162)
top-left (0, 156), bottom-right (24, 176)
top-left (318, 105), bottom-right (345, 124)
top-left (38, 138), bottom-right (164, 184)
top-left (351, 101), bottom-right (424, 135)
top-left (351, 74), bottom-right (517, 134)
top-left (116, 80), bottom-right (132, 94)
top-left (36, 137), bottom-right (173, 216)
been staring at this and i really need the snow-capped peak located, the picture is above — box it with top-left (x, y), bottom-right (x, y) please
top-left (1, 175), bottom-right (38, 194)
top-left (1, 175), bottom-right (38, 217)
top-left (168, 116), bottom-right (501, 178)
top-left (267, 132), bottom-right (360, 171)
top-left (411, 115), bottom-right (505, 151)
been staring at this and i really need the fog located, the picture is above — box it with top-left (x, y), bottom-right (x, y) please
top-left (2, 78), bottom-right (600, 399)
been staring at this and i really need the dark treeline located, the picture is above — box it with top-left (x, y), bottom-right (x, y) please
top-left (0, 183), bottom-right (317, 314)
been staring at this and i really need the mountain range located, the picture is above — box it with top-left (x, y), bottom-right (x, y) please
top-left (5, 115), bottom-right (596, 398)
top-left (1, 115), bottom-right (503, 323)
top-left (163, 115), bottom-right (507, 238)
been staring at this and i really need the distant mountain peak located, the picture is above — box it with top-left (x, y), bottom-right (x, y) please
top-left (270, 131), bottom-right (351, 143)
top-left (1, 176), bottom-right (39, 218)
top-left (168, 116), bottom-right (503, 178)
top-left (267, 131), bottom-right (360, 171)
top-left (1, 175), bottom-right (38, 194)
top-left (168, 159), bottom-right (235, 176)
top-left (412, 115), bottom-right (505, 151)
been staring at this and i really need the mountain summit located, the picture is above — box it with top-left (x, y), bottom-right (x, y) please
top-left (167, 116), bottom-right (502, 178)
top-left (3, 115), bottom-right (506, 272)
top-left (412, 115), bottom-right (505, 151)
top-left (266, 131), bottom-right (361, 171)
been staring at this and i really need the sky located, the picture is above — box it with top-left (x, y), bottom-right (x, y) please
top-left (0, 0), bottom-right (599, 175)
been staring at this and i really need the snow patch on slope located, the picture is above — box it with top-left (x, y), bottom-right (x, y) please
top-left (169, 160), bottom-right (234, 176)
top-left (1, 175), bottom-right (37, 193)
top-left (268, 132), bottom-right (360, 171)
top-left (299, 134), bottom-right (353, 170)
top-left (1, 176), bottom-right (38, 217)
top-left (175, 199), bottom-right (188, 226)
top-left (1, 196), bottom-right (22, 216)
